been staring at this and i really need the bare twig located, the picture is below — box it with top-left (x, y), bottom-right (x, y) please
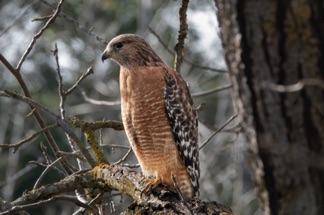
top-left (57, 143), bottom-right (130, 162)
top-left (0, 90), bottom-right (97, 167)
top-left (192, 84), bottom-right (232, 97)
top-left (0, 165), bottom-right (36, 188)
top-left (0, 195), bottom-right (97, 215)
top-left (174, 0), bottom-right (189, 73)
top-left (52, 44), bottom-right (66, 120)
top-left (101, 144), bottom-right (129, 149)
top-left (32, 15), bottom-right (53, 22)
top-left (183, 62), bottom-right (227, 73)
top-left (0, 12), bottom-right (75, 175)
top-left (65, 66), bottom-right (94, 96)
top-left (57, 151), bottom-right (87, 161)
top-left (75, 192), bottom-right (104, 214)
top-left (195, 103), bottom-right (206, 113)
top-left (37, 143), bottom-right (67, 178)
top-left (16, 0), bottom-right (65, 72)
top-left (33, 157), bottom-right (63, 189)
top-left (122, 163), bottom-right (140, 168)
top-left (52, 45), bottom-right (84, 170)
top-left (0, 124), bottom-right (58, 153)
top-left (114, 148), bottom-right (132, 165)
top-left (148, 27), bottom-right (227, 73)
top-left (263, 79), bottom-right (324, 92)
top-left (39, 0), bottom-right (108, 45)
top-left (199, 112), bottom-right (239, 150)
top-left (80, 89), bottom-right (121, 106)
top-left (40, 142), bottom-right (52, 165)
top-left (26, 108), bottom-right (37, 118)
top-left (0, 3), bottom-right (34, 38)
top-left (52, 47), bottom-right (93, 171)
top-left (148, 27), bottom-right (174, 56)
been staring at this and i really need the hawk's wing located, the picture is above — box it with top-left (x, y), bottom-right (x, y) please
top-left (163, 68), bottom-right (200, 197)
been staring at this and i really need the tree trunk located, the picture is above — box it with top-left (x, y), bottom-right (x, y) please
top-left (215, 0), bottom-right (324, 214)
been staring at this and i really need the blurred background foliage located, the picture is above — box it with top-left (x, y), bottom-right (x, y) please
top-left (0, 0), bottom-right (260, 214)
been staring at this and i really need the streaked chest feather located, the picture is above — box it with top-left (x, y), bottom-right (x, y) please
top-left (119, 67), bottom-right (170, 139)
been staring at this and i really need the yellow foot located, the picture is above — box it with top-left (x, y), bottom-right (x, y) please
top-left (142, 177), bottom-right (161, 196)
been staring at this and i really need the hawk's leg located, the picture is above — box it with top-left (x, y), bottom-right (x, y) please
top-left (142, 177), bottom-right (162, 196)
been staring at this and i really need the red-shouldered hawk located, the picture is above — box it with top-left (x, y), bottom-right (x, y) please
top-left (101, 34), bottom-right (199, 198)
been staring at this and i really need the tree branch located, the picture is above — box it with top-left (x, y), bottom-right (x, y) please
top-left (16, 0), bottom-right (65, 72)
top-left (0, 53), bottom-right (74, 175)
top-left (192, 84), bottom-right (232, 97)
top-left (80, 89), bottom-right (121, 106)
top-left (174, 0), bottom-right (190, 73)
top-left (149, 27), bottom-right (227, 73)
top-left (38, 0), bottom-right (108, 45)
top-left (0, 123), bottom-right (58, 153)
top-left (65, 66), bottom-right (94, 96)
top-left (0, 90), bottom-right (97, 167)
top-left (200, 112), bottom-right (239, 150)
top-left (263, 79), bottom-right (324, 92)
top-left (3, 164), bottom-right (233, 215)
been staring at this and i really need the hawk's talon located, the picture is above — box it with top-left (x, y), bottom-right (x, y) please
top-left (141, 177), bottom-right (161, 197)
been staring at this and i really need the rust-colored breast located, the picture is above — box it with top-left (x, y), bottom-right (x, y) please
top-left (119, 66), bottom-right (193, 197)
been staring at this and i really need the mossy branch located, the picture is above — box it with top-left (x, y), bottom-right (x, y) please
top-left (2, 164), bottom-right (233, 215)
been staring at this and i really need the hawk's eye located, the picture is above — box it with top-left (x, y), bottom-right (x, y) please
top-left (114, 42), bottom-right (123, 49)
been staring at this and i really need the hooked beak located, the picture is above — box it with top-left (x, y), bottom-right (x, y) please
top-left (101, 51), bottom-right (110, 62)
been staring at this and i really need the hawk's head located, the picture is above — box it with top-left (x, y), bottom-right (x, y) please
top-left (101, 34), bottom-right (163, 67)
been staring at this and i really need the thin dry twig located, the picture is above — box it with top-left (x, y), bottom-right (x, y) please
top-left (33, 157), bottom-right (63, 189)
top-left (57, 143), bottom-right (130, 162)
top-left (32, 14), bottom-right (53, 22)
top-left (52, 44), bottom-right (85, 170)
top-left (148, 27), bottom-right (227, 73)
top-left (65, 66), bottom-right (94, 96)
top-left (0, 123), bottom-right (58, 153)
top-left (0, 90), bottom-right (97, 167)
top-left (148, 27), bottom-right (174, 56)
top-left (40, 142), bottom-right (52, 165)
top-left (52, 47), bottom-right (94, 170)
top-left (195, 103), bottom-right (206, 113)
top-left (16, 0), bottom-right (65, 72)
top-left (52, 44), bottom-right (66, 120)
top-left (80, 89), bottom-right (121, 106)
top-left (101, 144), bottom-right (129, 149)
top-left (0, 165), bottom-right (36, 188)
top-left (37, 143), bottom-right (68, 178)
top-left (174, 0), bottom-right (190, 73)
top-left (122, 163), bottom-right (140, 168)
top-left (114, 148), bottom-right (132, 165)
top-left (75, 192), bottom-right (104, 214)
top-left (57, 151), bottom-right (87, 161)
top-left (199, 112), bottom-right (239, 150)
top-left (39, 0), bottom-right (108, 45)
top-left (263, 79), bottom-right (324, 92)
top-left (0, 12), bottom-right (75, 175)
top-left (0, 2), bottom-right (34, 38)
top-left (192, 84), bottom-right (232, 97)
top-left (0, 195), bottom-right (97, 215)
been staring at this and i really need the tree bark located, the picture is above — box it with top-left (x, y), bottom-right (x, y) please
top-left (0, 164), bottom-right (233, 215)
top-left (215, 0), bottom-right (324, 215)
